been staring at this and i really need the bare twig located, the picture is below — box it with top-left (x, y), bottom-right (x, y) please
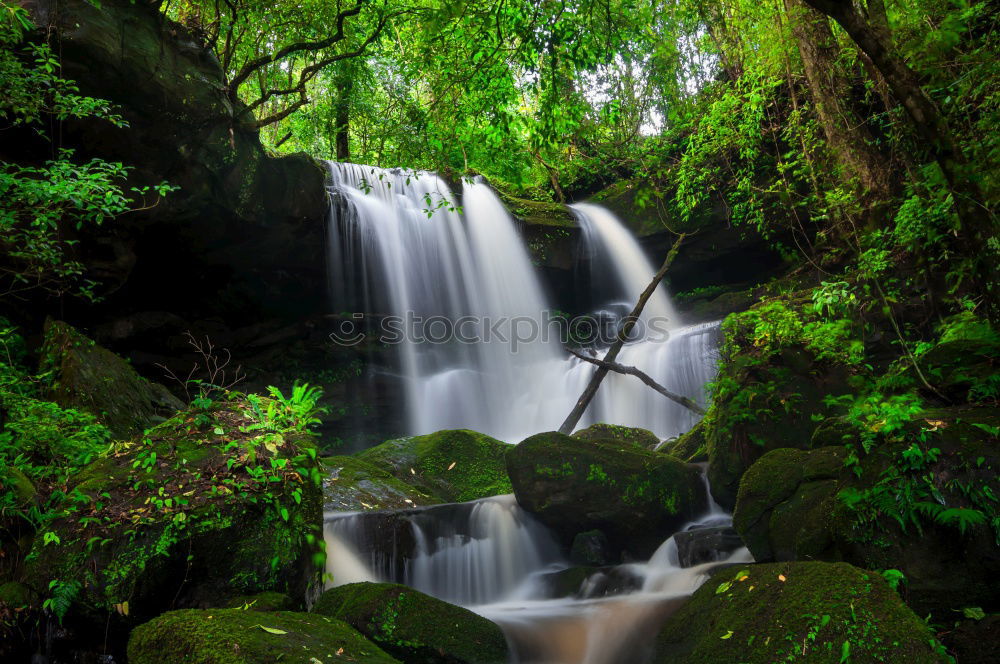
top-left (559, 233), bottom-right (687, 434)
top-left (566, 347), bottom-right (705, 415)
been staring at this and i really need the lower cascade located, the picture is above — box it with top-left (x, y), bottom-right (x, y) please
top-left (324, 491), bottom-right (752, 663)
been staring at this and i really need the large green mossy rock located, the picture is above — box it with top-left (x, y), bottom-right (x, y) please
top-left (732, 409), bottom-right (1000, 616)
top-left (21, 393), bottom-right (324, 627)
top-left (573, 423), bottom-right (660, 449)
top-left (357, 430), bottom-right (512, 503)
top-left (507, 432), bottom-right (707, 558)
top-left (653, 562), bottom-right (948, 663)
top-left (704, 345), bottom-right (854, 511)
top-left (40, 319), bottom-right (182, 439)
top-left (322, 455), bottom-right (441, 511)
top-left (659, 421), bottom-right (708, 462)
top-left (128, 608), bottom-right (399, 664)
top-left (313, 582), bottom-right (508, 664)
top-left (733, 447), bottom-right (846, 562)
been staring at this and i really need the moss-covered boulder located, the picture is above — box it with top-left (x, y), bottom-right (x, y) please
top-left (21, 392), bottom-right (324, 630)
top-left (653, 562), bottom-right (948, 663)
top-left (357, 430), bottom-right (512, 503)
top-left (322, 455), bottom-right (440, 511)
top-left (659, 421), bottom-right (708, 462)
top-left (733, 447), bottom-right (846, 562)
top-left (732, 408), bottom-right (1000, 616)
top-left (40, 319), bottom-right (182, 439)
top-left (128, 608), bottom-right (399, 664)
top-left (573, 423), bottom-right (660, 449)
top-left (704, 341), bottom-right (854, 510)
top-left (313, 582), bottom-right (508, 663)
top-left (507, 432), bottom-right (707, 558)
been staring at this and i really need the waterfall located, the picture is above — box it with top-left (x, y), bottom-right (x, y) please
top-left (324, 495), bottom-right (561, 605)
top-left (325, 163), bottom-right (719, 442)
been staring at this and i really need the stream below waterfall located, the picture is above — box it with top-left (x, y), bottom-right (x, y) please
top-left (323, 163), bottom-right (742, 662)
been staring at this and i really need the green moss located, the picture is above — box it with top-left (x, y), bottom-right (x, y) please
top-left (313, 582), bottom-right (508, 664)
top-left (573, 423), bottom-right (660, 449)
top-left (321, 455), bottom-right (440, 510)
top-left (223, 591), bottom-right (296, 611)
top-left (0, 581), bottom-right (34, 608)
top-left (492, 187), bottom-right (576, 228)
top-left (21, 392), bottom-right (325, 624)
top-left (128, 608), bottom-right (399, 664)
top-left (39, 319), bottom-right (181, 440)
top-left (654, 562), bottom-right (948, 663)
top-left (506, 431), bottom-right (707, 557)
top-left (660, 422), bottom-right (708, 462)
top-left (358, 430), bottom-right (512, 503)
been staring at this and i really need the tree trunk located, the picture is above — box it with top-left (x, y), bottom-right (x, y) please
top-left (800, 0), bottom-right (998, 319)
top-left (334, 68), bottom-right (354, 161)
top-left (783, 0), bottom-right (893, 204)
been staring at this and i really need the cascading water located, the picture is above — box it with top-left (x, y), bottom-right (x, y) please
top-left (326, 163), bottom-right (718, 441)
top-left (324, 495), bottom-right (562, 605)
top-left (324, 163), bottom-right (741, 663)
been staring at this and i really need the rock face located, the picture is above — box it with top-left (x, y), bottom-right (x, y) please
top-left (18, 0), bottom-right (328, 325)
top-left (704, 346), bottom-right (853, 510)
top-left (507, 431), bottom-right (707, 558)
top-left (313, 582), bottom-right (508, 664)
top-left (40, 319), bottom-right (183, 438)
top-left (357, 429), bottom-right (512, 503)
top-left (732, 447), bottom-right (846, 562)
top-left (732, 411), bottom-right (1000, 616)
top-left (128, 608), bottom-right (399, 664)
top-left (653, 562), bottom-right (948, 663)
top-left (21, 393), bottom-right (324, 631)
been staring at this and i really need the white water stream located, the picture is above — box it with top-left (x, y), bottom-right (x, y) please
top-left (324, 163), bottom-right (739, 662)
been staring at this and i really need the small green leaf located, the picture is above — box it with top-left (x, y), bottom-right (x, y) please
top-left (213, 427), bottom-right (224, 435)
top-left (840, 640), bottom-right (850, 662)
top-left (256, 625), bottom-right (287, 635)
top-left (721, 630), bottom-right (733, 639)
top-left (962, 607), bottom-right (986, 621)
top-left (715, 581), bottom-right (732, 594)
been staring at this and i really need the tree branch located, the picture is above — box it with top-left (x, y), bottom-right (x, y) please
top-left (558, 233), bottom-right (687, 434)
top-left (228, 0), bottom-right (367, 95)
top-left (566, 348), bottom-right (705, 415)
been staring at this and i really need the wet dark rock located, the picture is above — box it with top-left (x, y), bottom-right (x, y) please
top-left (507, 431), bottom-right (707, 559)
top-left (940, 615), bottom-right (1000, 664)
top-left (673, 526), bottom-right (744, 568)
top-left (570, 530), bottom-right (613, 566)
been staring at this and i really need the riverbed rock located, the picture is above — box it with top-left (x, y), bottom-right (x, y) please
top-left (21, 392), bottom-right (324, 632)
top-left (313, 582), bottom-right (508, 664)
top-left (507, 432), bottom-right (707, 558)
top-left (128, 608), bottom-right (399, 664)
top-left (673, 526), bottom-right (745, 568)
top-left (322, 455), bottom-right (440, 511)
top-left (573, 423), bottom-right (661, 449)
top-left (357, 429), bottom-right (512, 503)
top-left (39, 319), bottom-right (183, 439)
top-left (658, 421), bottom-right (708, 462)
top-left (570, 530), bottom-right (613, 566)
top-left (653, 562), bottom-right (948, 663)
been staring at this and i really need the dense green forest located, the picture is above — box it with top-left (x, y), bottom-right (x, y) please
top-left (1, 0), bottom-right (998, 661)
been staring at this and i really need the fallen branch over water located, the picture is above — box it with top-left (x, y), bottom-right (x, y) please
top-left (558, 233), bottom-right (687, 434)
top-left (566, 347), bottom-right (705, 416)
